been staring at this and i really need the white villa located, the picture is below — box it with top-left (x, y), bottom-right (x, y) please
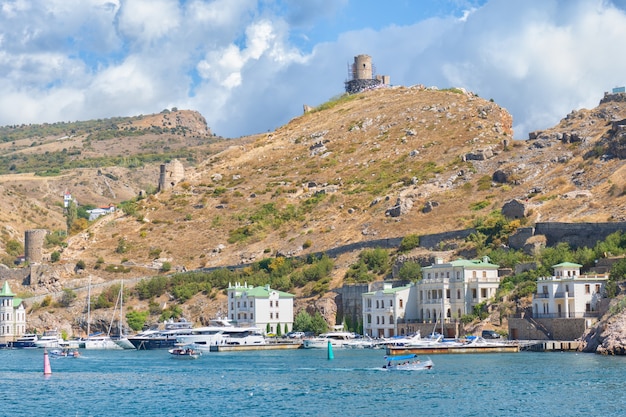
top-left (0, 281), bottom-right (27, 344)
top-left (362, 282), bottom-right (416, 338)
top-left (418, 257), bottom-right (501, 323)
top-left (361, 257), bottom-right (500, 338)
top-left (227, 283), bottom-right (294, 335)
top-left (533, 262), bottom-right (608, 319)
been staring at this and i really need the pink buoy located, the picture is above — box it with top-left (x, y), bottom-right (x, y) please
top-left (43, 348), bottom-right (52, 376)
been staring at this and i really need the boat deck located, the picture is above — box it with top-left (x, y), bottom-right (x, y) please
top-left (209, 342), bottom-right (302, 352)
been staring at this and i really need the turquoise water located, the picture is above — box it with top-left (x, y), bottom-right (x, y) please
top-left (2, 348), bottom-right (625, 416)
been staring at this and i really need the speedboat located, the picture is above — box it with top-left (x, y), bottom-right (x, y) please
top-left (13, 333), bottom-right (39, 349)
top-left (302, 331), bottom-right (355, 349)
top-left (128, 319), bottom-right (194, 350)
top-left (169, 345), bottom-right (201, 359)
top-left (383, 354), bottom-right (434, 371)
top-left (49, 348), bottom-right (81, 358)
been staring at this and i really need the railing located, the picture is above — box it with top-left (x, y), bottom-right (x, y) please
top-left (529, 312), bottom-right (600, 319)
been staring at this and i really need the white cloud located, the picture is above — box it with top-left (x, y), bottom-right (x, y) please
top-left (1, 0), bottom-right (626, 139)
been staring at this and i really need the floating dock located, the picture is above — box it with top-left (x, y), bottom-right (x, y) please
top-left (386, 342), bottom-right (520, 355)
top-left (209, 342), bottom-right (302, 352)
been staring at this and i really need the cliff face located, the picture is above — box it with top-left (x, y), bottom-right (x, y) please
top-left (581, 296), bottom-right (626, 355)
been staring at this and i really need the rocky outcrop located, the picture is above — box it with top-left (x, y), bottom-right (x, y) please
top-left (581, 296), bottom-right (626, 355)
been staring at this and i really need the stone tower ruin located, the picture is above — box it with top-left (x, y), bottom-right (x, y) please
top-left (24, 229), bottom-right (47, 263)
top-left (158, 159), bottom-right (186, 192)
top-left (344, 54), bottom-right (390, 94)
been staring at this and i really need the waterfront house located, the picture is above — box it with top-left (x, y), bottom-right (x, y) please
top-left (532, 262), bottom-right (608, 319)
top-left (0, 281), bottom-right (27, 344)
top-left (418, 257), bottom-right (501, 323)
top-left (362, 282), bottom-right (416, 338)
top-left (227, 283), bottom-right (294, 335)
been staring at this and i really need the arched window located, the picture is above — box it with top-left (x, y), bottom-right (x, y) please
top-left (367, 314), bottom-right (371, 324)
top-left (389, 315), bottom-right (394, 324)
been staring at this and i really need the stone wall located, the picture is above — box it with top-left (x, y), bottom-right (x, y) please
top-left (508, 317), bottom-right (590, 340)
top-left (534, 222), bottom-right (626, 249)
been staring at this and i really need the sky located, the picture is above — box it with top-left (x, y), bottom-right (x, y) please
top-left (2, 0), bottom-right (626, 139)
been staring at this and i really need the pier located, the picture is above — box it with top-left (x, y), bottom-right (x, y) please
top-left (520, 340), bottom-right (582, 352)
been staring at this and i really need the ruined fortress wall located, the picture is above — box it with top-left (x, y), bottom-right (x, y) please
top-left (24, 229), bottom-right (47, 263)
top-left (534, 222), bottom-right (626, 249)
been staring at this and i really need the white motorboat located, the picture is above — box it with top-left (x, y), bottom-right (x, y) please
top-left (83, 333), bottom-right (123, 350)
top-left (302, 331), bottom-right (355, 349)
top-left (383, 354), bottom-right (434, 371)
top-left (34, 330), bottom-right (64, 348)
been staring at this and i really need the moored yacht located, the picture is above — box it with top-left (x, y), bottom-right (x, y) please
top-left (302, 331), bottom-right (355, 349)
top-left (176, 318), bottom-right (265, 351)
top-left (34, 330), bottom-right (64, 348)
top-left (128, 319), bottom-right (194, 350)
top-left (12, 333), bottom-right (39, 349)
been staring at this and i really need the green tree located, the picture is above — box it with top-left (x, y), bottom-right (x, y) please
top-left (51, 251), bottom-right (61, 262)
top-left (276, 323), bottom-right (282, 337)
top-left (5, 239), bottom-right (23, 256)
top-left (399, 234), bottom-right (420, 252)
top-left (66, 200), bottom-right (77, 234)
top-left (310, 312), bottom-right (329, 335)
top-left (398, 261), bottom-right (422, 281)
top-left (293, 310), bottom-right (312, 332)
top-left (59, 288), bottom-right (77, 307)
top-left (126, 310), bottom-right (149, 331)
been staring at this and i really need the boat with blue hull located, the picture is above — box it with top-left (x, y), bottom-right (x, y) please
top-left (12, 333), bottom-right (39, 349)
top-left (128, 319), bottom-right (194, 350)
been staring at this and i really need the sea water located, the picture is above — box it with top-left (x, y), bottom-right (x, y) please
top-left (2, 348), bottom-right (625, 416)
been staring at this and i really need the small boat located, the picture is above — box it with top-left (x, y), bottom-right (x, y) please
top-left (383, 354), bottom-right (433, 371)
top-left (169, 346), bottom-right (201, 359)
top-left (49, 348), bottom-right (81, 358)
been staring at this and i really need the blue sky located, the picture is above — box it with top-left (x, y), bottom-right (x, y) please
top-left (1, 0), bottom-right (625, 139)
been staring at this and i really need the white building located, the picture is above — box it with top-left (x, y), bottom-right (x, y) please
top-left (86, 204), bottom-right (116, 221)
top-left (0, 281), bottom-right (26, 344)
top-left (362, 282), bottom-right (416, 338)
top-left (533, 262), bottom-right (608, 318)
top-left (417, 257), bottom-right (501, 323)
top-left (227, 283), bottom-right (294, 335)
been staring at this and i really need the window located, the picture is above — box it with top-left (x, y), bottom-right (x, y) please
top-left (251, 313), bottom-right (253, 320)
top-left (446, 272), bottom-right (450, 278)
top-left (276, 312), bottom-right (279, 319)
top-left (276, 300), bottom-right (279, 307)
top-left (270, 312), bottom-right (273, 319)
top-left (367, 314), bottom-right (371, 324)
top-left (376, 300), bottom-right (379, 308)
top-left (390, 300), bottom-right (393, 307)
top-left (381, 316), bottom-right (385, 325)
top-left (585, 284), bottom-right (590, 294)
top-left (595, 284), bottom-right (601, 293)
top-left (231, 302), bottom-right (234, 310)
top-left (237, 301), bottom-right (240, 308)
top-left (457, 289), bottom-right (461, 299)
top-left (250, 301), bottom-right (253, 308)
top-left (243, 301), bottom-right (247, 308)
top-left (376, 316), bottom-right (380, 324)
top-left (230, 293), bottom-right (233, 298)
top-left (472, 271), bottom-right (477, 278)
top-left (482, 271), bottom-right (487, 278)
top-left (381, 300), bottom-right (384, 308)
top-left (389, 315), bottom-right (394, 324)
top-left (270, 301), bottom-right (273, 307)
top-left (399, 299), bottom-right (403, 308)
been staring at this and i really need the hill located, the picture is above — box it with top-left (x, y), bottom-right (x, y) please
top-left (2, 86), bottom-right (626, 333)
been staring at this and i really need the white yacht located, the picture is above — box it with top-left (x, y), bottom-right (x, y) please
top-left (34, 330), bottom-right (64, 348)
top-left (83, 333), bottom-right (123, 350)
top-left (177, 318), bottom-right (265, 351)
top-left (302, 331), bottom-right (355, 349)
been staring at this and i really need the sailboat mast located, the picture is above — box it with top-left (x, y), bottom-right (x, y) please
top-left (86, 277), bottom-right (91, 338)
